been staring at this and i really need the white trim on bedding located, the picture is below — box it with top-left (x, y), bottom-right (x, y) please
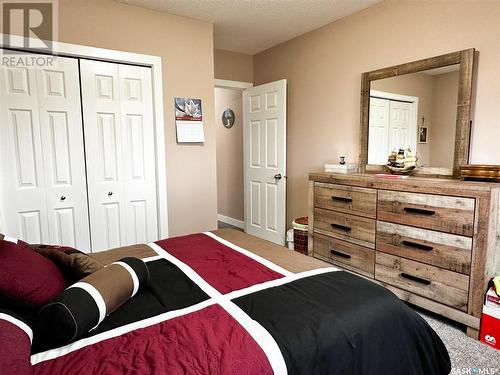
top-left (68, 282), bottom-right (106, 325)
top-left (32, 234), bottom-right (338, 373)
top-left (0, 313), bottom-right (33, 343)
top-left (203, 231), bottom-right (294, 276)
top-left (30, 299), bottom-right (215, 365)
top-left (225, 267), bottom-right (339, 300)
top-left (112, 261), bottom-right (140, 297)
top-left (149, 242), bottom-right (289, 375)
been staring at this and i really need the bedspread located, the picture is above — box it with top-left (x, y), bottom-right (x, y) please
top-left (30, 231), bottom-right (450, 375)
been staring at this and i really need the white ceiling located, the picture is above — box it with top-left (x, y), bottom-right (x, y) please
top-left (117, 0), bottom-right (380, 55)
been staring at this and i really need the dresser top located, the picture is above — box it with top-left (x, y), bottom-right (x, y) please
top-left (309, 172), bottom-right (500, 198)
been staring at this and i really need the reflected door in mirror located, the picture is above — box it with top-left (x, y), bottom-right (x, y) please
top-left (367, 65), bottom-right (459, 169)
top-left (368, 96), bottom-right (416, 165)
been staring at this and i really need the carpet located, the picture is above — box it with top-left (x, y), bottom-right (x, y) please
top-left (419, 310), bottom-right (500, 374)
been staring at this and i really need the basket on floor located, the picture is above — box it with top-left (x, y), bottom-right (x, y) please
top-left (292, 217), bottom-right (308, 255)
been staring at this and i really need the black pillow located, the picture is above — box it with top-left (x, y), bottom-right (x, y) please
top-left (37, 257), bottom-right (149, 346)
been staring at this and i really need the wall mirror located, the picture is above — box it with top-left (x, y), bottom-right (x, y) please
top-left (359, 49), bottom-right (475, 177)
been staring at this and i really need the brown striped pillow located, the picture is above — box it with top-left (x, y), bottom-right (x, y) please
top-left (37, 257), bottom-right (149, 346)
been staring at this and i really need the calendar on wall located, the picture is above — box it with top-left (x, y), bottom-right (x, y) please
top-left (175, 98), bottom-right (205, 143)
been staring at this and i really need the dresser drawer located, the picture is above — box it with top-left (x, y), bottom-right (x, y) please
top-left (314, 233), bottom-right (374, 277)
top-left (314, 182), bottom-right (377, 218)
top-left (377, 190), bottom-right (475, 236)
top-left (377, 221), bottom-right (472, 274)
top-left (314, 208), bottom-right (375, 248)
top-left (375, 252), bottom-right (469, 311)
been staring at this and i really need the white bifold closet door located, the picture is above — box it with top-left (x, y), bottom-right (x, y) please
top-left (0, 56), bottom-right (91, 250)
top-left (80, 60), bottom-right (158, 252)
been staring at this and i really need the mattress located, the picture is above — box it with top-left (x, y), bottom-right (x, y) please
top-left (28, 229), bottom-right (450, 374)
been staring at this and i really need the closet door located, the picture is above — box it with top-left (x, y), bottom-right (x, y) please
top-left (389, 101), bottom-right (414, 152)
top-left (368, 97), bottom-right (390, 164)
top-left (118, 65), bottom-right (158, 245)
top-left (36, 57), bottom-right (91, 251)
top-left (80, 60), bottom-right (158, 251)
top-left (0, 55), bottom-right (90, 249)
top-left (0, 63), bottom-right (49, 243)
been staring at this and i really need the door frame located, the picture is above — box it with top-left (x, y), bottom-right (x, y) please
top-left (213, 79), bottom-right (253, 229)
top-left (370, 89), bottom-right (419, 153)
top-left (0, 33), bottom-right (169, 239)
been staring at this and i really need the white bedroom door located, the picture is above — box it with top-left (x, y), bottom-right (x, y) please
top-left (0, 55), bottom-right (90, 249)
top-left (243, 80), bottom-right (287, 245)
top-left (80, 59), bottom-right (158, 251)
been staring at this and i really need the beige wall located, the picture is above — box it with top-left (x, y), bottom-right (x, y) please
top-left (214, 49), bottom-right (254, 83)
top-left (254, 0), bottom-right (500, 227)
top-left (55, 0), bottom-right (217, 236)
top-left (215, 88), bottom-right (244, 221)
top-left (430, 71), bottom-right (460, 167)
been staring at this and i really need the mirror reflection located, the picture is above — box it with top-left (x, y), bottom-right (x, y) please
top-left (368, 64), bottom-right (460, 169)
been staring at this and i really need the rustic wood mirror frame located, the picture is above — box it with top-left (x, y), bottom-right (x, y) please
top-left (359, 49), bottom-right (475, 177)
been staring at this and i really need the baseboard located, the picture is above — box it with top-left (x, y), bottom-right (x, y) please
top-left (217, 214), bottom-right (245, 229)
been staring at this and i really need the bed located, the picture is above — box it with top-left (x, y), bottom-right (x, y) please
top-left (1, 229), bottom-right (451, 375)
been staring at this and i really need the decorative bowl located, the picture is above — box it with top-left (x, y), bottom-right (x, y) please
top-left (385, 164), bottom-right (416, 175)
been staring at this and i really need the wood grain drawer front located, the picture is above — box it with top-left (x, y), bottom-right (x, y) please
top-left (314, 208), bottom-right (376, 248)
top-left (314, 233), bottom-right (374, 277)
top-left (314, 182), bottom-right (377, 218)
top-left (377, 222), bottom-right (472, 274)
top-left (375, 252), bottom-right (469, 311)
top-left (377, 190), bottom-right (475, 237)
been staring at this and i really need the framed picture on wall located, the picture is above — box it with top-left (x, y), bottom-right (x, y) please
top-left (419, 126), bottom-right (428, 144)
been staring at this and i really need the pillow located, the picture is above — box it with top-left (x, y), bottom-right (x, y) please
top-left (37, 257), bottom-right (149, 346)
top-left (30, 244), bottom-right (104, 280)
top-left (0, 310), bottom-right (33, 375)
top-left (0, 240), bottom-right (66, 307)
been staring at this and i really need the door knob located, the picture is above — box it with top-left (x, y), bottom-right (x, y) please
top-left (60, 196), bottom-right (66, 201)
top-left (274, 173), bottom-right (282, 180)
top-left (108, 192), bottom-right (113, 196)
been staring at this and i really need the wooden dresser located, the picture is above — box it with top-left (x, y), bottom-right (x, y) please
top-left (308, 172), bottom-right (500, 338)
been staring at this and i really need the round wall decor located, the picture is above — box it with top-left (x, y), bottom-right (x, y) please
top-left (222, 108), bottom-right (235, 128)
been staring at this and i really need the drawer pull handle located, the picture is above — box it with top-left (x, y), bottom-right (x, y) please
top-left (400, 272), bottom-right (431, 285)
top-left (403, 207), bottom-right (436, 216)
top-left (402, 240), bottom-right (434, 252)
top-left (331, 196), bottom-right (353, 203)
top-left (331, 223), bottom-right (352, 233)
top-left (330, 249), bottom-right (351, 259)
